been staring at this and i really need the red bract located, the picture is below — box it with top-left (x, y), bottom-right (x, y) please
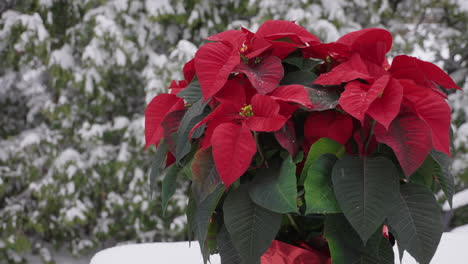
top-left (399, 79), bottom-right (452, 156)
top-left (144, 94), bottom-right (185, 149)
top-left (336, 28), bottom-right (392, 66)
top-left (235, 56), bottom-right (284, 94)
top-left (268, 84), bottom-right (314, 108)
top-left (338, 75), bottom-right (389, 123)
top-left (194, 21), bottom-right (321, 100)
top-left (390, 55), bottom-right (461, 91)
top-left (189, 74), bottom-right (314, 187)
top-left (374, 109), bottom-right (433, 176)
top-left (195, 41), bottom-right (240, 99)
top-left (255, 20), bottom-right (321, 59)
top-left (211, 122), bottom-right (257, 188)
top-left (274, 120), bottom-right (299, 157)
top-left (313, 53), bottom-right (371, 86)
top-left (303, 111), bottom-right (354, 150)
top-left (256, 20), bottom-right (321, 44)
top-left (168, 80), bottom-right (188, 95)
top-left (366, 78), bottom-right (404, 130)
top-left (195, 93), bottom-right (292, 187)
top-left (183, 58), bottom-right (196, 83)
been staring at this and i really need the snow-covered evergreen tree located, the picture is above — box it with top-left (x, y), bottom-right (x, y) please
top-left (0, 0), bottom-right (466, 263)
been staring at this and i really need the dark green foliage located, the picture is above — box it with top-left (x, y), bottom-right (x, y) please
top-left (249, 155), bottom-right (298, 213)
top-left (224, 185), bottom-right (282, 264)
top-left (331, 155), bottom-right (400, 243)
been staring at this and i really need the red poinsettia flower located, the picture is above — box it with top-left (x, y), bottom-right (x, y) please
top-left (313, 52), bottom-right (402, 130)
top-left (194, 20), bottom-right (321, 100)
top-left (190, 78), bottom-right (311, 187)
top-left (307, 28), bottom-right (461, 176)
top-left (205, 95), bottom-right (288, 188)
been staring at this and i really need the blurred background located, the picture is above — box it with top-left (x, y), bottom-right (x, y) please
top-left (0, 0), bottom-right (467, 263)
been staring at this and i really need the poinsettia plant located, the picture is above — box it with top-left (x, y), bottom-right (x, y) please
top-left (145, 20), bottom-right (461, 264)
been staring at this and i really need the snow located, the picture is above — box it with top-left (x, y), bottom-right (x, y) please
top-left (78, 122), bottom-right (109, 141)
top-left (170, 40), bottom-right (198, 60)
top-left (117, 142), bottom-right (130, 162)
top-left (320, 0), bottom-right (345, 21)
top-left (54, 148), bottom-right (83, 170)
top-left (115, 48), bottom-right (127, 66)
top-left (91, 233), bottom-right (468, 264)
top-left (50, 44), bottom-right (75, 70)
top-left (64, 200), bottom-right (88, 221)
top-left (113, 116), bottom-right (130, 130)
top-left (90, 242), bottom-right (220, 264)
top-left (395, 233), bottom-right (468, 264)
top-left (145, 0), bottom-right (175, 16)
top-left (443, 189), bottom-right (468, 211)
top-left (20, 132), bottom-right (41, 148)
top-left (457, 0), bottom-right (468, 12)
top-left (113, 0), bottom-right (128, 12)
top-left (451, 224), bottom-right (468, 234)
top-left (39, 0), bottom-right (53, 8)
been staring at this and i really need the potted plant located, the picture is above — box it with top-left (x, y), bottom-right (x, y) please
top-left (145, 20), bottom-right (461, 264)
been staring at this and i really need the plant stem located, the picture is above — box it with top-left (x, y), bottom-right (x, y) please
top-left (287, 214), bottom-right (300, 233)
top-left (254, 132), bottom-right (269, 168)
top-left (364, 120), bottom-right (376, 153)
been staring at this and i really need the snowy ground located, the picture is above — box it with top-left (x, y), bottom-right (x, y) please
top-left (443, 188), bottom-right (468, 211)
top-left (91, 231), bottom-right (468, 264)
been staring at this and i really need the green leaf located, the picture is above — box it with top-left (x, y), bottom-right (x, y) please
top-left (331, 155), bottom-right (400, 243)
top-left (410, 155), bottom-right (435, 188)
top-left (283, 57), bottom-right (322, 71)
top-left (195, 185), bottom-right (224, 264)
top-left (283, 56), bottom-right (304, 69)
top-left (293, 151), bottom-right (304, 164)
top-left (324, 214), bottom-right (394, 264)
top-left (161, 164), bottom-right (180, 216)
top-left (182, 157), bottom-right (194, 180)
top-left (280, 70), bottom-right (317, 86)
top-left (300, 137), bottom-right (345, 185)
top-left (387, 183), bottom-right (443, 264)
top-left (305, 85), bottom-right (342, 111)
top-left (304, 153), bottom-right (341, 214)
top-left (150, 141), bottom-right (168, 196)
top-left (177, 79), bottom-right (202, 103)
top-left (249, 155), bottom-right (298, 213)
top-left (430, 149), bottom-right (454, 207)
top-left (161, 109), bottom-right (186, 154)
top-left (186, 194), bottom-right (196, 242)
top-left (302, 58), bottom-right (323, 71)
top-left (217, 225), bottom-right (243, 264)
top-left (206, 217), bottom-right (219, 255)
top-left (175, 99), bottom-right (209, 163)
top-left (191, 147), bottom-right (223, 203)
top-left (377, 237), bottom-right (395, 264)
top-left (224, 184), bottom-right (282, 264)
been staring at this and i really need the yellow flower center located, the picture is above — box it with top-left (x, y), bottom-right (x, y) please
top-left (239, 104), bottom-right (254, 117)
top-left (240, 43), bottom-right (248, 53)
